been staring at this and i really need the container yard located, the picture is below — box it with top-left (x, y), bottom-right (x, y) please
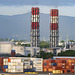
top-left (0, 55), bottom-right (75, 75)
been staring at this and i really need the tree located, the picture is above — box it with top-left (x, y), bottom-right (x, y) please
top-left (69, 40), bottom-right (75, 42)
top-left (58, 50), bottom-right (75, 56)
top-left (36, 50), bottom-right (54, 59)
top-left (39, 41), bottom-right (49, 48)
top-left (27, 54), bottom-right (31, 57)
top-left (21, 44), bottom-right (30, 47)
top-left (61, 40), bottom-right (65, 43)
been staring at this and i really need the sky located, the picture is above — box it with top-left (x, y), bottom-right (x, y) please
top-left (0, 0), bottom-right (75, 41)
top-left (0, 0), bottom-right (75, 17)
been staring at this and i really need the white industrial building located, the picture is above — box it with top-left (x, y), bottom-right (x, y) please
top-left (0, 42), bottom-right (14, 54)
top-left (12, 45), bottom-right (25, 55)
top-left (25, 47), bottom-right (40, 57)
top-left (0, 41), bottom-right (40, 56)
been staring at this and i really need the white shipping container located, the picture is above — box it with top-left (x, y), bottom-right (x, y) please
top-left (33, 65), bottom-right (42, 68)
top-left (15, 69), bottom-right (23, 72)
top-left (8, 66), bottom-right (15, 69)
top-left (6, 69), bottom-right (8, 72)
top-left (21, 59), bottom-right (30, 62)
top-left (8, 62), bottom-right (11, 65)
top-left (3, 62), bottom-right (6, 65)
top-left (11, 70), bottom-right (16, 73)
top-left (33, 64), bottom-right (42, 66)
top-left (14, 59), bottom-right (21, 62)
top-left (11, 59), bottom-right (15, 62)
top-left (8, 69), bottom-right (11, 72)
top-left (3, 62), bottom-right (8, 65)
top-left (15, 66), bottom-right (23, 69)
top-left (3, 59), bottom-right (5, 62)
top-left (8, 66), bottom-right (11, 69)
top-left (23, 65), bottom-right (32, 69)
top-left (32, 58), bottom-right (43, 61)
top-left (16, 63), bottom-right (23, 66)
top-left (9, 57), bottom-right (21, 59)
top-left (33, 68), bottom-right (43, 71)
top-left (36, 69), bottom-right (43, 71)
top-left (11, 63), bottom-right (16, 66)
top-left (33, 61), bottom-right (43, 63)
top-left (3, 59), bottom-right (8, 62)
top-left (8, 69), bottom-right (15, 72)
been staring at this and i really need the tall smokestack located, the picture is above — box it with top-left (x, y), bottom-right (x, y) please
top-left (31, 7), bottom-right (40, 47)
top-left (50, 9), bottom-right (59, 48)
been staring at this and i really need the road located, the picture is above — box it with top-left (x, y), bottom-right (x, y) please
top-left (0, 73), bottom-right (75, 75)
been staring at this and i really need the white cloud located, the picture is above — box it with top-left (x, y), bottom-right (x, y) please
top-left (0, 5), bottom-right (31, 16)
top-left (0, 5), bottom-right (75, 17)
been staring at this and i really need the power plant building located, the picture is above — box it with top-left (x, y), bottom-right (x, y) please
top-left (50, 9), bottom-right (59, 48)
top-left (31, 7), bottom-right (40, 47)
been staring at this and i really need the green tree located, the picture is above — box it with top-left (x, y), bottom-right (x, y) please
top-left (61, 40), bottom-right (65, 43)
top-left (27, 54), bottom-right (31, 57)
top-left (21, 44), bottom-right (30, 47)
top-left (39, 41), bottom-right (49, 48)
top-left (58, 50), bottom-right (75, 56)
top-left (36, 50), bottom-right (54, 59)
top-left (69, 40), bottom-right (75, 42)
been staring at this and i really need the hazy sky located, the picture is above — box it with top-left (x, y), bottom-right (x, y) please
top-left (0, 0), bottom-right (75, 17)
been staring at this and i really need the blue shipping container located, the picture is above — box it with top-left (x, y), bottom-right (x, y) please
top-left (0, 66), bottom-right (1, 69)
top-left (53, 63), bottom-right (57, 66)
top-left (51, 63), bottom-right (53, 66)
top-left (24, 69), bottom-right (33, 72)
top-left (44, 63), bottom-right (47, 66)
top-left (11, 50), bottom-right (15, 52)
top-left (6, 65), bottom-right (8, 68)
top-left (51, 58), bottom-right (53, 59)
top-left (3, 65), bottom-right (6, 69)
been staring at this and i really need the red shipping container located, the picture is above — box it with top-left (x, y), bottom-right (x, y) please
top-left (63, 70), bottom-right (67, 73)
top-left (51, 60), bottom-right (55, 63)
top-left (57, 63), bottom-right (62, 67)
top-left (62, 60), bottom-right (66, 63)
top-left (71, 70), bottom-right (74, 73)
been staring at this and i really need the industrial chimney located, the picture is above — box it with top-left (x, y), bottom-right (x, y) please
top-left (50, 9), bottom-right (59, 48)
top-left (31, 7), bottom-right (40, 47)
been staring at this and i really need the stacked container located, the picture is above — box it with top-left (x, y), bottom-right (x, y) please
top-left (43, 59), bottom-right (64, 74)
top-left (64, 59), bottom-right (74, 73)
top-left (31, 58), bottom-right (43, 72)
top-left (21, 57), bottom-right (33, 72)
top-left (3, 57), bottom-right (23, 72)
top-left (3, 58), bottom-right (9, 72)
top-left (0, 57), bottom-right (3, 70)
top-left (43, 59), bottom-right (75, 74)
top-left (11, 50), bottom-right (15, 57)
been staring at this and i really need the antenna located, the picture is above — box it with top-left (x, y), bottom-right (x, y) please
top-left (67, 35), bottom-right (68, 42)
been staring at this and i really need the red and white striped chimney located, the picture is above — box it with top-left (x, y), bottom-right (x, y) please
top-left (50, 9), bottom-right (59, 48)
top-left (31, 7), bottom-right (40, 47)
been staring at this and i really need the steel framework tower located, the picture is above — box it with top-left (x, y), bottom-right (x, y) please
top-left (31, 7), bottom-right (40, 47)
top-left (50, 9), bottom-right (59, 48)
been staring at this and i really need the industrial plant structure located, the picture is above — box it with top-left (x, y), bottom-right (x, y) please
top-left (31, 7), bottom-right (40, 47)
top-left (50, 9), bottom-right (59, 48)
